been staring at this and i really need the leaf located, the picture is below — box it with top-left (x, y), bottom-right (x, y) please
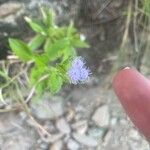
top-left (72, 39), bottom-right (90, 48)
top-left (62, 47), bottom-right (76, 61)
top-left (30, 66), bottom-right (48, 85)
top-left (34, 53), bottom-right (49, 66)
top-left (45, 38), bottom-right (69, 60)
top-left (9, 38), bottom-right (33, 61)
top-left (25, 17), bottom-right (46, 34)
top-left (41, 7), bottom-right (55, 27)
top-left (28, 34), bottom-right (45, 50)
top-left (67, 21), bottom-right (76, 37)
top-left (48, 27), bottom-right (66, 40)
top-left (49, 71), bottom-right (62, 94)
top-left (30, 67), bottom-right (44, 84)
top-left (36, 79), bottom-right (48, 95)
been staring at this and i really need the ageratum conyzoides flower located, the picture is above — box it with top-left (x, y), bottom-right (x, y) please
top-left (67, 57), bottom-right (91, 84)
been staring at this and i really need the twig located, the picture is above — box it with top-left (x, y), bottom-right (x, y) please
top-left (15, 83), bottom-right (52, 139)
top-left (25, 86), bottom-right (35, 103)
top-left (133, 0), bottom-right (139, 53)
top-left (120, 1), bottom-right (132, 48)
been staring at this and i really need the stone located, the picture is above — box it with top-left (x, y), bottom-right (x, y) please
top-left (32, 96), bottom-right (65, 120)
top-left (66, 107), bottom-right (76, 122)
top-left (50, 140), bottom-right (63, 150)
top-left (43, 133), bottom-right (64, 143)
top-left (56, 118), bottom-right (71, 134)
top-left (110, 117), bottom-right (118, 126)
top-left (67, 139), bottom-right (80, 150)
top-left (0, 2), bottom-right (23, 18)
top-left (92, 105), bottom-right (110, 127)
top-left (72, 133), bottom-right (98, 147)
top-left (128, 129), bottom-right (140, 140)
top-left (88, 128), bottom-right (105, 140)
top-left (102, 130), bottom-right (112, 146)
top-left (71, 120), bottom-right (88, 134)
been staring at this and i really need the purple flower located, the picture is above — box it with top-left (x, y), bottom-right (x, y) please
top-left (67, 57), bottom-right (91, 84)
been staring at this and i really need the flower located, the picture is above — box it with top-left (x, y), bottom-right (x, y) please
top-left (67, 57), bottom-right (91, 84)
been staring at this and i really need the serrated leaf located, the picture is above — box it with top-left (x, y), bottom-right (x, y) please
top-left (9, 38), bottom-right (33, 61)
top-left (49, 71), bottom-right (62, 94)
top-left (30, 66), bottom-right (49, 85)
top-left (45, 38), bottom-right (69, 60)
top-left (25, 17), bottom-right (46, 34)
top-left (28, 34), bottom-right (45, 50)
top-left (36, 79), bottom-right (48, 95)
top-left (34, 53), bottom-right (49, 66)
top-left (30, 67), bottom-right (43, 84)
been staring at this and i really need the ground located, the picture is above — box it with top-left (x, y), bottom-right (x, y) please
top-left (0, 72), bottom-right (149, 150)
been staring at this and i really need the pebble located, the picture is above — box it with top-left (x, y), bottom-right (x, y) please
top-left (72, 133), bottom-right (98, 147)
top-left (0, 2), bottom-right (23, 18)
top-left (50, 140), bottom-right (63, 150)
top-left (56, 118), bottom-right (71, 134)
top-left (66, 107), bottom-right (76, 122)
top-left (32, 96), bottom-right (64, 120)
top-left (92, 105), bottom-right (110, 127)
top-left (110, 117), bottom-right (118, 126)
top-left (67, 139), bottom-right (80, 150)
top-left (102, 130), bottom-right (112, 146)
top-left (88, 128), bottom-right (105, 140)
top-left (71, 120), bottom-right (88, 134)
top-left (128, 129), bottom-right (140, 140)
top-left (42, 133), bottom-right (63, 143)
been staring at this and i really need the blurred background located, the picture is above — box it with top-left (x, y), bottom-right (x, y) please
top-left (0, 0), bottom-right (150, 149)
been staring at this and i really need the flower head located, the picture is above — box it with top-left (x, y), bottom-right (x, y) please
top-left (67, 57), bottom-right (91, 84)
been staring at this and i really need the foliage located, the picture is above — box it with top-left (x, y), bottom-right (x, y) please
top-left (142, 0), bottom-right (150, 16)
top-left (8, 7), bottom-right (89, 95)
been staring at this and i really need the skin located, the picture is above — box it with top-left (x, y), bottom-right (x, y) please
top-left (113, 67), bottom-right (150, 141)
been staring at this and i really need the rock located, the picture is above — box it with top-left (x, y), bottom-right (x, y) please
top-left (43, 133), bottom-right (64, 143)
top-left (3, 136), bottom-right (32, 150)
top-left (92, 105), bottom-right (110, 127)
top-left (56, 118), bottom-right (71, 134)
top-left (128, 129), bottom-right (140, 140)
top-left (50, 140), bottom-right (63, 150)
top-left (39, 142), bottom-right (49, 150)
top-left (72, 133), bottom-right (98, 147)
top-left (88, 128), bottom-right (105, 140)
top-left (0, 2), bottom-right (23, 18)
top-left (110, 117), bottom-right (118, 126)
top-left (67, 139), bottom-right (80, 150)
top-left (32, 96), bottom-right (65, 120)
top-left (66, 107), bottom-right (76, 122)
top-left (71, 120), bottom-right (88, 134)
top-left (102, 130), bottom-right (112, 146)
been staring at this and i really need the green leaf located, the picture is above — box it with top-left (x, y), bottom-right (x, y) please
top-left (28, 34), bottom-right (45, 50)
top-left (49, 71), bottom-right (62, 94)
top-left (48, 27), bottom-right (66, 40)
top-left (36, 79), bottom-right (48, 95)
top-left (9, 38), bottom-right (33, 61)
top-left (63, 47), bottom-right (76, 61)
top-left (34, 53), bottom-right (49, 66)
top-left (67, 21), bottom-right (76, 37)
top-left (30, 66), bottom-right (48, 85)
top-left (45, 38), bottom-right (69, 60)
top-left (25, 17), bottom-right (46, 34)
top-left (72, 39), bottom-right (90, 48)
top-left (41, 7), bottom-right (55, 27)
